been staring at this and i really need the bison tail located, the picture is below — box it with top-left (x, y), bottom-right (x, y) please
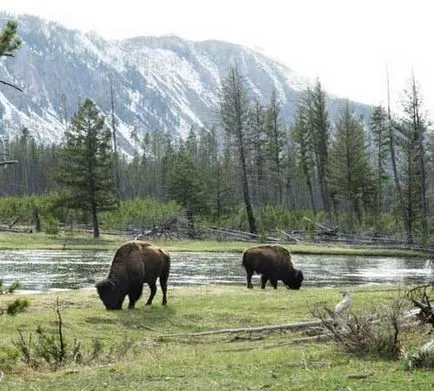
top-left (242, 251), bottom-right (249, 267)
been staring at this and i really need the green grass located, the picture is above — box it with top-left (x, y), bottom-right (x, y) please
top-left (0, 286), bottom-right (432, 390)
top-left (0, 232), bottom-right (122, 250)
top-left (0, 232), bottom-right (429, 257)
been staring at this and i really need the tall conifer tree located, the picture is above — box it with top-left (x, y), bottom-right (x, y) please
top-left (369, 105), bottom-right (389, 226)
top-left (57, 98), bottom-right (117, 238)
top-left (292, 99), bottom-right (316, 213)
top-left (328, 101), bottom-right (374, 230)
top-left (219, 65), bottom-right (257, 234)
top-left (310, 80), bottom-right (330, 217)
top-left (265, 89), bottom-right (284, 203)
top-left (167, 142), bottom-right (207, 237)
top-left (396, 77), bottom-right (429, 245)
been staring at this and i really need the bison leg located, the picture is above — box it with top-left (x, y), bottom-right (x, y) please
top-left (146, 282), bottom-right (157, 305)
top-left (128, 284), bottom-right (144, 309)
top-left (245, 268), bottom-right (254, 289)
top-left (261, 274), bottom-right (269, 289)
top-left (160, 275), bottom-right (168, 305)
top-left (270, 278), bottom-right (278, 289)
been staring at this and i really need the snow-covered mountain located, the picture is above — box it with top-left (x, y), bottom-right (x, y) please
top-left (0, 14), bottom-right (371, 156)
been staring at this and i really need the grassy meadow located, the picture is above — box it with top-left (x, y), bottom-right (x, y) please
top-left (0, 232), bottom-right (432, 389)
top-left (0, 231), bottom-right (430, 258)
top-left (0, 285), bottom-right (432, 390)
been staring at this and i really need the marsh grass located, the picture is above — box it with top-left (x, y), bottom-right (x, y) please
top-left (0, 285), bottom-right (432, 390)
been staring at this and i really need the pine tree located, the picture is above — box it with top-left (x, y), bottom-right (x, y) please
top-left (395, 120), bottom-right (420, 244)
top-left (310, 80), bottom-right (330, 217)
top-left (219, 64), bottom-right (257, 234)
top-left (328, 101), bottom-right (374, 230)
top-left (167, 143), bottom-right (207, 237)
top-left (264, 89), bottom-right (284, 204)
top-left (160, 133), bottom-right (175, 200)
top-left (197, 126), bottom-right (234, 220)
top-left (292, 98), bottom-right (316, 213)
top-left (57, 98), bottom-right (118, 238)
top-left (248, 100), bottom-right (267, 205)
top-left (396, 76), bottom-right (429, 245)
top-left (385, 69), bottom-right (410, 242)
top-left (283, 129), bottom-right (297, 210)
top-left (213, 144), bottom-right (238, 220)
top-left (369, 105), bottom-right (389, 223)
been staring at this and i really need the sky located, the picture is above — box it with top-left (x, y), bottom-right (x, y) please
top-left (2, 0), bottom-right (434, 114)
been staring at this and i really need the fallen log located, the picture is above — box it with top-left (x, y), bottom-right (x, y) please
top-left (218, 334), bottom-right (332, 352)
top-left (302, 217), bottom-right (337, 234)
top-left (280, 229), bottom-right (301, 242)
top-left (158, 319), bottom-right (332, 340)
top-left (0, 226), bottom-right (33, 233)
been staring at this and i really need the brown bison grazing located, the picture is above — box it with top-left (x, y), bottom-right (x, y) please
top-left (242, 244), bottom-right (303, 290)
top-left (96, 240), bottom-right (170, 310)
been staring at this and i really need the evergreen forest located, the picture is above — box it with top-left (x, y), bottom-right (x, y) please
top-left (0, 22), bottom-right (433, 245)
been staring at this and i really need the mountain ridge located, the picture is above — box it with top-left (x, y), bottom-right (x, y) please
top-left (0, 13), bottom-right (372, 156)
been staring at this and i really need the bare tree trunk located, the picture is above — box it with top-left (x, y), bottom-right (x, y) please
top-left (386, 69), bottom-right (411, 243)
top-left (91, 200), bottom-right (100, 239)
top-left (237, 129), bottom-right (257, 234)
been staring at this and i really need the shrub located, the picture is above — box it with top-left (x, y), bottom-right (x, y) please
top-left (0, 280), bottom-right (29, 316)
top-left (44, 218), bottom-right (59, 235)
top-left (6, 297), bottom-right (29, 315)
top-left (310, 296), bottom-right (406, 360)
top-left (13, 298), bottom-right (134, 371)
top-left (403, 341), bottom-right (434, 370)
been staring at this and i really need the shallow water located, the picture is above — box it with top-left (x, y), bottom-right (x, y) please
top-left (0, 250), bottom-right (432, 291)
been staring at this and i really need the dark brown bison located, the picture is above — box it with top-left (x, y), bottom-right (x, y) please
top-left (96, 240), bottom-right (170, 310)
top-left (242, 244), bottom-right (303, 290)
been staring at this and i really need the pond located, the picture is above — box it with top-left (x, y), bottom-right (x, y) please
top-left (0, 250), bottom-right (432, 292)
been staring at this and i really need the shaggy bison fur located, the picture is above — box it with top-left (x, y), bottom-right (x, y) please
top-left (96, 240), bottom-right (170, 310)
top-left (242, 244), bottom-right (303, 290)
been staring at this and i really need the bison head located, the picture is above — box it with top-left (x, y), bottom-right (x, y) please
top-left (283, 268), bottom-right (304, 290)
top-left (95, 279), bottom-right (124, 310)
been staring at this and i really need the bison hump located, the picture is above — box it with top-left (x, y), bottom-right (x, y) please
top-left (243, 244), bottom-right (293, 269)
top-left (113, 241), bottom-right (152, 258)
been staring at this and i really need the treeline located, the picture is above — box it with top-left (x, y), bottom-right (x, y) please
top-left (0, 66), bottom-right (432, 243)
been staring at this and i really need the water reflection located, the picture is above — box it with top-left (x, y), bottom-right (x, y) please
top-left (0, 250), bottom-right (432, 292)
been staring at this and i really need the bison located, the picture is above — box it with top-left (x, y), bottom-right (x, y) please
top-left (242, 244), bottom-right (303, 290)
top-left (96, 240), bottom-right (170, 310)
